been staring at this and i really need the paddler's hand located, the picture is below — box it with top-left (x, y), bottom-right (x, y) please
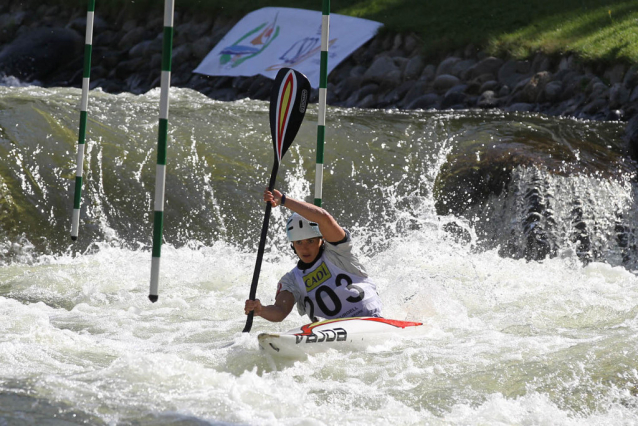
top-left (263, 189), bottom-right (284, 207)
top-left (245, 299), bottom-right (263, 316)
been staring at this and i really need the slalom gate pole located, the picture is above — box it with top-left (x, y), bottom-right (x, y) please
top-left (149, 0), bottom-right (175, 303)
top-left (314, 0), bottom-right (330, 207)
top-left (71, 0), bottom-right (96, 241)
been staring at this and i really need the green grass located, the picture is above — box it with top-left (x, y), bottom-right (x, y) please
top-left (40, 0), bottom-right (638, 64)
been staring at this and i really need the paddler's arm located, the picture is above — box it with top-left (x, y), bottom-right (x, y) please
top-left (244, 290), bottom-right (295, 322)
top-left (264, 189), bottom-right (346, 243)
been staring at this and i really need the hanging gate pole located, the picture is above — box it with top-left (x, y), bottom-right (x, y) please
top-left (314, 0), bottom-right (330, 207)
top-left (71, 0), bottom-right (96, 240)
top-left (149, 0), bottom-right (175, 303)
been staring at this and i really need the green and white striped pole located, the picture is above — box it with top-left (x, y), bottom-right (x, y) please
top-left (71, 0), bottom-right (95, 241)
top-left (149, 0), bottom-right (175, 303)
top-left (314, 0), bottom-right (330, 207)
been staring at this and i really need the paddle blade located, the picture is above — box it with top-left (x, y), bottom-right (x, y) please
top-left (269, 68), bottom-right (311, 164)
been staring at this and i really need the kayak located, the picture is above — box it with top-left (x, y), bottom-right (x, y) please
top-left (258, 317), bottom-right (422, 358)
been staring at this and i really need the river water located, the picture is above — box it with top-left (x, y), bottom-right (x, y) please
top-left (0, 83), bottom-right (637, 425)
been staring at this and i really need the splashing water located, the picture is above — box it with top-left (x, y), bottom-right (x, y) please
top-left (0, 86), bottom-right (637, 424)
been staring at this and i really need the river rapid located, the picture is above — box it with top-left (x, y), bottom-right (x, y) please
top-left (0, 83), bottom-right (637, 425)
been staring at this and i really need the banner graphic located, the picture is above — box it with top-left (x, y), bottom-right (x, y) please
top-left (193, 7), bottom-right (383, 88)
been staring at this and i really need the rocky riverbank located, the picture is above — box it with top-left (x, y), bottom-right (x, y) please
top-left (2, 2), bottom-right (638, 160)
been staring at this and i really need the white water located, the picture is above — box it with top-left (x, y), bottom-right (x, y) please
top-left (1, 217), bottom-right (637, 424)
top-left (0, 86), bottom-right (637, 424)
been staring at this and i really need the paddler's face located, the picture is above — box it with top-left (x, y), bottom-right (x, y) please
top-left (292, 238), bottom-right (323, 262)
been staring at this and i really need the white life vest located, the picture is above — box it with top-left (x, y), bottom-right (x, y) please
top-left (292, 252), bottom-right (382, 321)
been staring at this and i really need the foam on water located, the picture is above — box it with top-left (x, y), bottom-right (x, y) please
top-left (1, 87), bottom-right (637, 424)
top-left (1, 215), bottom-right (637, 424)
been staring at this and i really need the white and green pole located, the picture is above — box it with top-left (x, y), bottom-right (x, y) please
top-left (314, 0), bottom-right (329, 207)
top-left (71, 0), bottom-right (95, 241)
top-left (149, 0), bottom-right (175, 303)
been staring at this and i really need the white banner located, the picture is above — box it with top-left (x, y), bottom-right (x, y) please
top-left (193, 7), bottom-right (383, 88)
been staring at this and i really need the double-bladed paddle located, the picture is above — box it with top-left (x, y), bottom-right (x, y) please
top-left (243, 68), bottom-right (311, 333)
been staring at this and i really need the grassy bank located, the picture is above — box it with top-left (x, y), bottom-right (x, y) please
top-left (18, 0), bottom-right (638, 64)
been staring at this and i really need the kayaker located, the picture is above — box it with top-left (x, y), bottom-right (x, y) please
top-left (244, 189), bottom-right (383, 323)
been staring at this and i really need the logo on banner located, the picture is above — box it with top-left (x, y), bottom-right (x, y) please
top-left (219, 14), bottom-right (280, 68)
top-left (266, 25), bottom-right (337, 72)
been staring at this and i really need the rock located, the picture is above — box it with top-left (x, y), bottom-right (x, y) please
top-left (400, 80), bottom-right (429, 107)
top-left (542, 80), bottom-right (563, 103)
top-left (623, 114), bottom-right (638, 161)
top-left (581, 98), bottom-right (608, 116)
top-left (587, 82), bottom-right (609, 103)
top-left (192, 36), bottom-right (214, 60)
top-left (498, 59), bottom-right (532, 88)
top-left (407, 93), bottom-right (440, 110)
top-left (436, 57), bottom-right (462, 76)
top-left (499, 86), bottom-right (511, 97)
top-left (357, 83), bottom-right (380, 101)
top-left (129, 40), bottom-right (153, 59)
top-left (118, 26), bottom-right (147, 50)
top-left (247, 75), bottom-right (271, 99)
top-left (517, 71), bottom-right (552, 103)
top-left (382, 81), bottom-right (414, 105)
top-left (362, 56), bottom-right (400, 84)
top-left (350, 65), bottom-right (367, 78)
top-left (172, 44), bottom-right (193, 64)
top-left (333, 76), bottom-right (361, 101)
top-left (446, 85), bottom-right (468, 96)
top-left (357, 94), bottom-right (377, 108)
top-left (451, 59), bottom-right (476, 78)
top-left (433, 74), bottom-right (460, 92)
top-left (403, 34), bottom-right (419, 54)
top-left (477, 90), bottom-right (499, 108)
top-left (0, 27), bottom-right (83, 81)
top-left (466, 57), bottom-right (504, 80)
top-left (403, 55), bottom-right (425, 81)
top-left (441, 91), bottom-right (467, 109)
top-left (623, 64), bottom-right (638, 88)
top-left (421, 64), bottom-right (436, 81)
top-left (0, 12), bottom-right (26, 44)
top-left (479, 80), bottom-right (500, 93)
top-left (506, 103), bottom-right (535, 112)
top-left (531, 54), bottom-right (553, 73)
top-left (609, 83), bottom-right (630, 109)
top-left (604, 63), bottom-right (626, 85)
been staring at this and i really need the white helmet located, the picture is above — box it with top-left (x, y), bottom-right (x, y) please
top-left (286, 213), bottom-right (322, 242)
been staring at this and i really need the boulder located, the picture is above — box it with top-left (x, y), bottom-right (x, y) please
top-left (498, 59), bottom-right (533, 88)
top-left (477, 90), bottom-right (499, 108)
top-left (432, 74), bottom-right (460, 92)
top-left (542, 80), bottom-right (563, 103)
top-left (421, 64), bottom-right (436, 81)
top-left (479, 80), bottom-right (500, 93)
top-left (441, 91), bottom-right (467, 109)
top-left (436, 57), bottom-right (462, 76)
top-left (403, 55), bottom-right (425, 81)
top-left (362, 56), bottom-right (400, 84)
top-left (609, 83), bottom-right (630, 109)
top-left (407, 93), bottom-right (440, 110)
top-left (0, 27), bottom-right (83, 81)
top-left (451, 59), bottom-right (476, 78)
top-left (466, 57), bottom-right (504, 80)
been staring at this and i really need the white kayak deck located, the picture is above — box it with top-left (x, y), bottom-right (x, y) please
top-left (258, 317), bottom-right (422, 358)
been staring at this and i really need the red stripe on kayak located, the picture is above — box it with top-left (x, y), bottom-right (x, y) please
top-left (295, 317), bottom-right (422, 336)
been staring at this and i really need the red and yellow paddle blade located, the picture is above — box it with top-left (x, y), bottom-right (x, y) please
top-left (269, 68), bottom-right (310, 164)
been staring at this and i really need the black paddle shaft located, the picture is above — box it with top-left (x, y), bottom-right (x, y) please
top-left (242, 67), bottom-right (310, 333)
top-left (243, 166), bottom-right (278, 333)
